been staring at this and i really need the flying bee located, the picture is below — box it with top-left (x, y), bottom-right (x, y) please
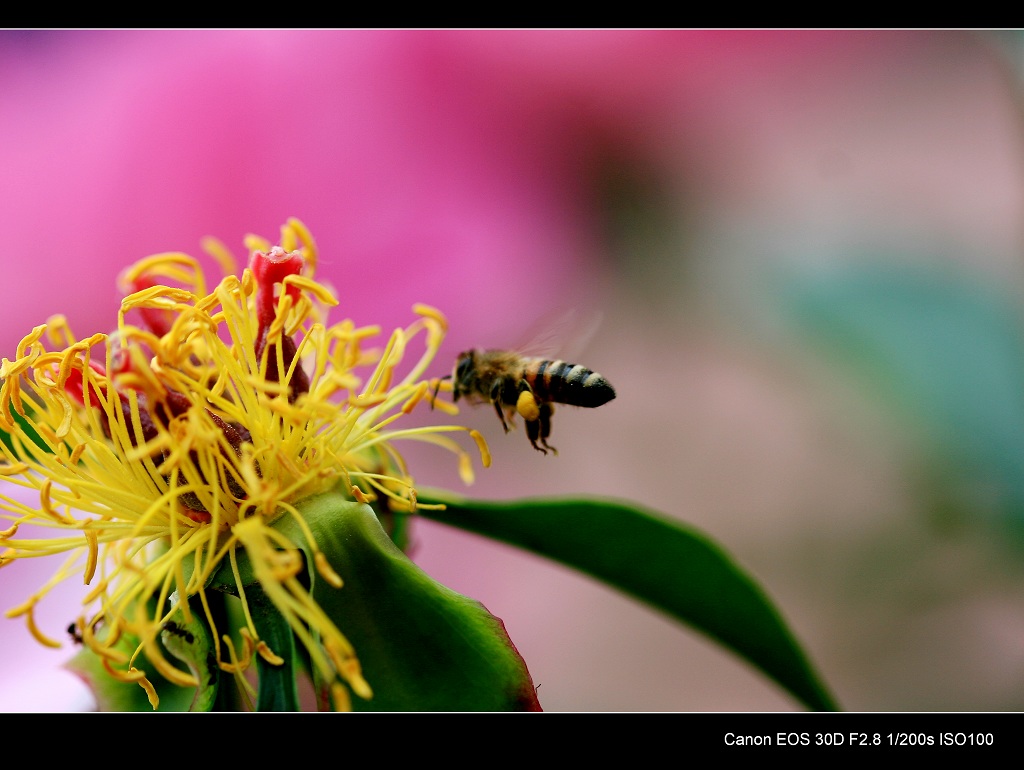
top-left (438, 349), bottom-right (616, 455)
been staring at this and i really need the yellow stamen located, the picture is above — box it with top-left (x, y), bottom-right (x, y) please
top-left (470, 429), bottom-right (492, 468)
top-left (412, 303), bottom-right (448, 331)
top-left (282, 274), bottom-right (339, 308)
top-left (27, 614), bottom-right (63, 648)
top-left (283, 217), bottom-right (318, 274)
top-left (218, 631), bottom-right (253, 674)
top-left (323, 637), bottom-right (373, 701)
top-left (119, 253), bottom-right (208, 295)
top-left (40, 480), bottom-right (75, 525)
top-left (401, 381), bottom-right (430, 414)
top-left (0, 219), bottom-right (489, 709)
top-left (330, 681), bottom-right (352, 712)
top-left (142, 632), bottom-right (200, 689)
top-left (255, 639), bottom-right (285, 667)
top-left (314, 551), bottom-right (343, 589)
top-left (430, 397), bottom-right (460, 416)
top-left (137, 673), bottom-right (160, 710)
top-left (103, 658), bottom-right (143, 683)
top-left (201, 237), bottom-right (239, 277)
top-left (69, 443), bottom-right (87, 465)
top-left (83, 528), bottom-right (99, 585)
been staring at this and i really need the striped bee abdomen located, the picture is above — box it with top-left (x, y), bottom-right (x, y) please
top-left (523, 359), bottom-right (616, 408)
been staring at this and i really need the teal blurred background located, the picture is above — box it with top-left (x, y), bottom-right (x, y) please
top-left (413, 30), bottom-right (1024, 711)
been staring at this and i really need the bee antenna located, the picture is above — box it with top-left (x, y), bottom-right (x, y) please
top-left (431, 374), bottom-right (451, 410)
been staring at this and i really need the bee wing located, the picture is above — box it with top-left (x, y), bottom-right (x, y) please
top-left (515, 308), bottom-right (604, 361)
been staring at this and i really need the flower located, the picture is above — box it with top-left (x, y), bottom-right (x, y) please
top-left (0, 218), bottom-right (491, 710)
top-left (0, 29), bottom-right (831, 713)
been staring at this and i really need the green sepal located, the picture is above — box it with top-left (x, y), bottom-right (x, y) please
top-left (159, 600), bottom-right (219, 711)
top-left (248, 586), bottom-right (301, 711)
top-left (64, 616), bottom-right (200, 712)
top-left (198, 542), bottom-right (302, 711)
top-left (213, 492), bottom-right (540, 711)
top-left (417, 490), bottom-right (838, 712)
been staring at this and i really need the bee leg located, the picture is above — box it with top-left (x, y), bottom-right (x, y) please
top-left (538, 402), bottom-right (557, 455)
top-left (488, 381), bottom-right (510, 432)
top-left (430, 374), bottom-right (451, 410)
top-left (525, 415), bottom-right (548, 455)
top-left (491, 397), bottom-right (512, 434)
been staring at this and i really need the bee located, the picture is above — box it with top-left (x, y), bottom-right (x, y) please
top-left (441, 349), bottom-right (615, 454)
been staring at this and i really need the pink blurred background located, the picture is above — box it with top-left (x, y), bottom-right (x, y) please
top-left (3, 29), bottom-right (1024, 711)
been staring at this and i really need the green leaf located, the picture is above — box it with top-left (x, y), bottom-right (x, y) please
top-left (0, 406), bottom-right (49, 458)
top-left (216, 493), bottom-right (541, 711)
top-left (417, 490), bottom-right (838, 712)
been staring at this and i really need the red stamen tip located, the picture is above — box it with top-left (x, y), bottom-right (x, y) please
top-left (250, 247), bottom-right (304, 326)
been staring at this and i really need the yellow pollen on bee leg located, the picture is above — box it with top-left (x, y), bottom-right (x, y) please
top-left (516, 391), bottom-right (540, 422)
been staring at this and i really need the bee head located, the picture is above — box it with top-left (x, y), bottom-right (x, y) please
top-left (452, 350), bottom-right (478, 402)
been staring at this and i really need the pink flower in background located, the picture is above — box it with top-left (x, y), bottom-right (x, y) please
top-left (0, 28), bottom-right (713, 711)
